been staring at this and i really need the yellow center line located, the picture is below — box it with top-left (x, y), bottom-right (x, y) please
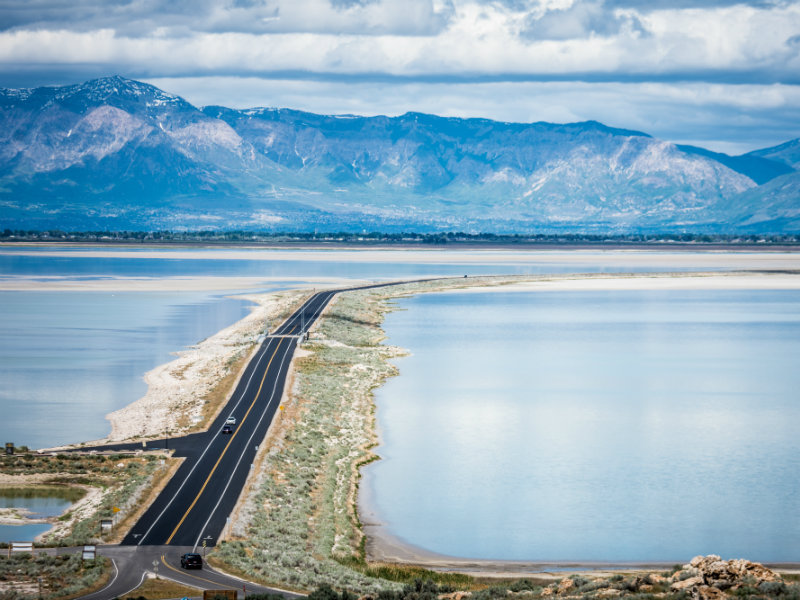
top-left (166, 333), bottom-right (291, 543)
top-left (160, 554), bottom-right (232, 588)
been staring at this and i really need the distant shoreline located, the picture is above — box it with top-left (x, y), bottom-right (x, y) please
top-left (2, 236), bottom-right (800, 253)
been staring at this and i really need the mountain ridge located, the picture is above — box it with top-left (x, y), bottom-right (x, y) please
top-left (0, 76), bottom-right (797, 233)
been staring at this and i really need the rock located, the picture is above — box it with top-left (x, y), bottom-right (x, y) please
top-left (557, 578), bottom-right (575, 595)
top-left (671, 576), bottom-right (704, 591)
top-left (727, 558), bottom-right (780, 583)
top-left (696, 585), bottom-right (725, 600)
top-left (682, 555), bottom-right (780, 590)
top-left (691, 555), bottom-right (717, 568)
top-left (438, 593), bottom-right (471, 600)
top-left (595, 589), bottom-right (621, 598)
top-left (670, 554), bottom-right (782, 598)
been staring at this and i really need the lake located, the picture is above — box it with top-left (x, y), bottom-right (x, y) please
top-left (0, 246), bottom-right (796, 449)
top-left (0, 290), bottom-right (256, 448)
top-left (362, 287), bottom-right (800, 562)
top-left (0, 488), bottom-right (79, 543)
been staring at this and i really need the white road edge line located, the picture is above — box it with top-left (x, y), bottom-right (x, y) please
top-left (87, 556), bottom-right (119, 599)
top-left (102, 564), bottom-right (147, 600)
top-left (137, 339), bottom-right (276, 545)
top-left (193, 340), bottom-right (297, 550)
top-left (140, 290), bottom-right (334, 545)
top-left (191, 291), bottom-right (337, 549)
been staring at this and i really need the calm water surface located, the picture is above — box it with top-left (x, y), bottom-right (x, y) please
top-left (0, 246), bottom-right (730, 280)
top-left (0, 246), bottom-right (724, 449)
top-left (0, 494), bottom-right (74, 518)
top-left (0, 290), bottom-right (254, 448)
top-left (0, 523), bottom-right (52, 542)
top-left (0, 492), bottom-right (75, 542)
top-left (363, 289), bottom-right (800, 562)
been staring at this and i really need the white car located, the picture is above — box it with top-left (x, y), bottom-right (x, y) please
top-left (225, 415), bottom-right (236, 425)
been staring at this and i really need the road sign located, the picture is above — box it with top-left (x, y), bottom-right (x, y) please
top-left (9, 542), bottom-right (33, 557)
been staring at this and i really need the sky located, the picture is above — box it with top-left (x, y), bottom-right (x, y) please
top-left (1, 0), bottom-right (799, 154)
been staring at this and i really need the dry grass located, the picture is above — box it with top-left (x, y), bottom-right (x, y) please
top-left (127, 576), bottom-right (202, 599)
top-left (187, 292), bottom-right (313, 434)
top-left (0, 554), bottom-right (111, 600)
top-left (106, 455), bottom-right (184, 544)
top-left (191, 344), bottom-right (259, 432)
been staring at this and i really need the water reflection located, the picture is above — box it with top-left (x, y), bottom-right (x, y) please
top-left (365, 289), bottom-right (800, 562)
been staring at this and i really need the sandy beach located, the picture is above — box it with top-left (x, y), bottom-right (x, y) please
top-left (97, 288), bottom-right (325, 443)
top-left (361, 524), bottom-right (677, 577)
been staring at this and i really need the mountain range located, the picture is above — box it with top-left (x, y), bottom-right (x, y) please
top-left (1, 76), bottom-right (798, 233)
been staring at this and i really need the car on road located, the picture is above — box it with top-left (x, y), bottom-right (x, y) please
top-left (225, 415), bottom-right (236, 425)
top-left (180, 553), bottom-right (203, 569)
top-left (222, 425), bottom-right (233, 434)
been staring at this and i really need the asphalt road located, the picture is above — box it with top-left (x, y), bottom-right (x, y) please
top-left (71, 280), bottom-right (439, 599)
top-left (78, 545), bottom-right (302, 600)
top-left (120, 289), bottom-right (338, 548)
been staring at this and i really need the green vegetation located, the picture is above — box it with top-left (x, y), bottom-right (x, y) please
top-left (214, 288), bottom-right (406, 593)
top-left (306, 572), bottom-right (800, 600)
top-left (0, 452), bottom-right (166, 547)
top-left (3, 229), bottom-right (799, 246)
top-left (0, 553), bottom-right (108, 600)
top-left (242, 594), bottom-right (290, 600)
top-left (212, 278), bottom-right (548, 593)
top-left (0, 486), bottom-right (85, 502)
top-left (335, 557), bottom-right (474, 588)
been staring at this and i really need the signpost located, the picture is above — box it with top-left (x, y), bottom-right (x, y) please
top-left (202, 536), bottom-right (213, 557)
top-left (8, 542), bottom-right (33, 557)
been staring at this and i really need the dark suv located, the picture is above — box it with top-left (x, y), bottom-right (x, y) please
top-left (180, 553), bottom-right (203, 569)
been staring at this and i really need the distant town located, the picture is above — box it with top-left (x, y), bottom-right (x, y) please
top-left (3, 229), bottom-right (800, 247)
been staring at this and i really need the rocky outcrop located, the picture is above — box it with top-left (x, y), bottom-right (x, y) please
top-left (541, 555), bottom-right (783, 599)
top-left (668, 555), bottom-right (781, 598)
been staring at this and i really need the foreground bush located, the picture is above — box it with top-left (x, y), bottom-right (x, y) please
top-left (0, 552), bottom-right (108, 599)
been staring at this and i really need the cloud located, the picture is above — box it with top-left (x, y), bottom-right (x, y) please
top-left (0, 0), bottom-right (455, 37)
top-left (606, 0), bottom-right (788, 9)
top-left (519, 1), bottom-right (648, 41)
top-left (0, 0), bottom-right (798, 151)
top-left (2, 1), bottom-right (797, 84)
